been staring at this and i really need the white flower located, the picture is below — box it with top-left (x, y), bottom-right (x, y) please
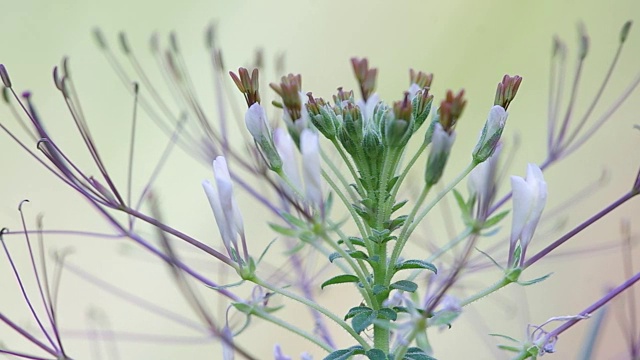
top-left (300, 129), bottom-right (323, 209)
top-left (202, 156), bottom-right (245, 259)
top-left (274, 127), bottom-right (302, 194)
top-left (245, 103), bottom-right (270, 142)
top-left (509, 163), bottom-right (547, 266)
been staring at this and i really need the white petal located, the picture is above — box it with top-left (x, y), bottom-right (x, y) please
top-left (486, 105), bottom-right (507, 135)
top-left (300, 129), bottom-right (322, 208)
top-left (202, 180), bottom-right (233, 252)
top-left (245, 103), bottom-right (269, 140)
top-left (510, 175), bottom-right (534, 246)
top-left (274, 127), bottom-right (302, 192)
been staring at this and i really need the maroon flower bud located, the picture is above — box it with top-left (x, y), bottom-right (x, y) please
top-left (229, 67), bottom-right (260, 107)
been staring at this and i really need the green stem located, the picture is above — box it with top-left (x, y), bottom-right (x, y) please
top-left (404, 162), bottom-right (476, 239)
top-left (321, 148), bottom-right (359, 201)
top-left (251, 276), bottom-right (371, 350)
top-left (392, 317), bottom-right (426, 359)
top-left (329, 139), bottom-right (365, 191)
top-left (426, 227), bottom-right (474, 263)
top-left (250, 306), bottom-right (333, 352)
top-left (460, 276), bottom-right (512, 307)
top-left (323, 171), bottom-right (372, 253)
top-left (319, 232), bottom-right (375, 307)
top-left (390, 141), bottom-right (428, 201)
top-left (386, 184), bottom-right (431, 284)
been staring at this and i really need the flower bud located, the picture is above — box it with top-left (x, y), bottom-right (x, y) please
top-left (245, 103), bottom-right (282, 171)
top-left (425, 123), bottom-right (456, 186)
top-left (472, 105), bottom-right (508, 163)
top-left (306, 94), bottom-right (339, 140)
top-left (509, 163), bottom-right (547, 267)
top-left (202, 156), bottom-right (245, 261)
top-left (412, 87), bottom-right (434, 131)
top-left (493, 74), bottom-right (522, 110)
top-left (384, 92), bottom-right (414, 148)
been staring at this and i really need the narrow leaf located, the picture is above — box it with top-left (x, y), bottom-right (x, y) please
top-left (321, 274), bottom-right (359, 289)
top-left (390, 280), bottom-right (418, 293)
top-left (395, 259), bottom-right (437, 274)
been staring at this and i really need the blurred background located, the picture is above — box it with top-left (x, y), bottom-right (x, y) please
top-left (1, 0), bottom-right (640, 359)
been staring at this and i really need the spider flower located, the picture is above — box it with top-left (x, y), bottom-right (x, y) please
top-left (509, 163), bottom-right (547, 267)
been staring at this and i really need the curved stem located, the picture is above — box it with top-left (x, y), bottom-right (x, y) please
top-left (251, 276), bottom-right (371, 350)
top-left (249, 306), bottom-right (334, 352)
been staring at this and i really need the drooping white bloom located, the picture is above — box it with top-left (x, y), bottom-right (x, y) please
top-left (202, 156), bottom-right (245, 259)
top-left (274, 127), bottom-right (302, 193)
top-left (300, 129), bottom-right (323, 209)
top-left (509, 163), bottom-right (547, 266)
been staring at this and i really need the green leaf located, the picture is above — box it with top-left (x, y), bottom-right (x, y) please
top-left (482, 210), bottom-right (510, 228)
top-left (388, 215), bottom-right (408, 231)
top-left (324, 191), bottom-right (334, 217)
top-left (352, 309), bottom-right (376, 334)
top-left (475, 247), bottom-right (503, 270)
top-left (517, 273), bottom-right (553, 286)
top-left (257, 238), bottom-right (277, 264)
top-left (329, 250), bottom-right (369, 263)
top-left (344, 306), bottom-right (372, 320)
top-left (323, 346), bottom-right (365, 360)
top-left (394, 259), bottom-right (437, 274)
top-left (338, 237), bottom-right (366, 247)
top-left (321, 274), bottom-right (359, 289)
top-left (268, 223), bottom-right (298, 237)
top-left (328, 252), bottom-right (342, 263)
top-left (281, 212), bottom-right (307, 228)
top-left (372, 284), bottom-right (388, 295)
top-left (429, 308), bottom-right (460, 328)
top-left (387, 176), bottom-right (400, 192)
top-left (366, 348), bottom-right (387, 360)
top-left (391, 199), bottom-right (408, 213)
top-left (377, 308), bottom-right (398, 321)
top-left (348, 250), bottom-right (369, 260)
top-left (390, 280), bottom-right (418, 293)
top-left (497, 345), bottom-right (520, 352)
top-left (231, 302), bottom-right (254, 315)
top-left (452, 189), bottom-right (468, 213)
top-left (488, 333), bottom-right (519, 343)
top-left (404, 347), bottom-right (436, 360)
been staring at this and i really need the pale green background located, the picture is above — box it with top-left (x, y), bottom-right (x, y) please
top-left (1, 0), bottom-right (640, 359)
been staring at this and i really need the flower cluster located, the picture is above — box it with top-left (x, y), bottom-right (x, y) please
top-left (0, 19), bottom-right (639, 360)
